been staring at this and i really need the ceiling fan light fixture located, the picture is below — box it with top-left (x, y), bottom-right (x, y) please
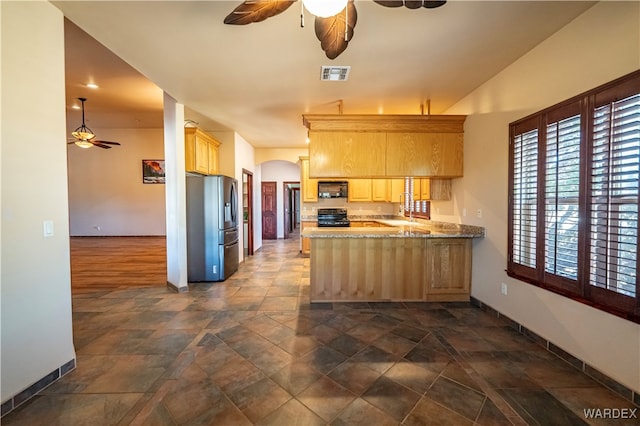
top-left (303, 0), bottom-right (348, 18)
top-left (71, 130), bottom-right (95, 140)
top-left (74, 140), bottom-right (94, 149)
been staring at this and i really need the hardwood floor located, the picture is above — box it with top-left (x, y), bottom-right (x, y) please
top-left (70, 236), bottom-right (167, 292)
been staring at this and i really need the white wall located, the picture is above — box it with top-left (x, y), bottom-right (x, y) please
top-left (163, 96), bottom-right (188, 291)
top-left (442, 2), bottom-right (640, 392)
top-left (233, 133), bottom-right (260, 256)
top-left (253, 164), bottom-right (263, 251)
top-left (260, 160), bottom-right (300, 238)
top-left (255, 148), bottom-right (308, 164)
top-left (213, 130), bottom-right (261, 259)
top-left (1, 1), bottom-right (76, 401)
top-left (67, 128), bottom-right (166, 236)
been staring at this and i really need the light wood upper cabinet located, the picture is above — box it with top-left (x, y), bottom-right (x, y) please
top-left (388, 178), bottom-right (405, 203)
top-left (386, 133), bottom-right (463, 177)
top-left (309, 131), bottom-right (386, 178)
top-left (303, 114), bottom-right (466, 178)
top-left (371, 179), bottom-right (389, 202)
top-left (208, 140), bottom-right (220, 175)
top-left (422, 178), bottom-right (451, 200)
top-left (185, 127), bottom-right (220, 175)
top-left (300, 156), bottom-right (318, 202)
top-left (348, 179), bottom-right (373, 202)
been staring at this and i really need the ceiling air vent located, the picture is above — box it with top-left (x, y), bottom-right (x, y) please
top-left (320, 66), bottom-right (351, 81)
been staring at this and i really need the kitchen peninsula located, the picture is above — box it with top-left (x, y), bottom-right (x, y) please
top-left (302, 219), bottom-right (484, 303)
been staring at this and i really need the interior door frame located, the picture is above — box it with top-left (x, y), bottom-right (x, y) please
top-left (283, 183), bottom-right (291, 240)
top-left (283, 181), bottom-right (300, 238)
top-left (291, 187), bottom-right (300, 229)
top-left (242, 169), bottom-right (254, 256)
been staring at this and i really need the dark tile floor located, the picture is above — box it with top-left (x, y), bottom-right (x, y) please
top-left (3, 234), bottom-right (638, 425)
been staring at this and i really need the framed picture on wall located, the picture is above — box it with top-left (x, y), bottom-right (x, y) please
top-left (142, 160), bottom-right (165, 184)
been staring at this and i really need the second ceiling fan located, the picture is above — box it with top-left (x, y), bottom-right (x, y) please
top-left (68, 97), bottom-right (121, 149)
top-left (224, 0), bottom-right (447, 59)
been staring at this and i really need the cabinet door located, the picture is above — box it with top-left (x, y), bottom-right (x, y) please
top-left (193, 134), bottom-right (210, 174)
top-left (300, 157), bottom-right (318, 202)
top-left (348, 179), bottom-right (372, 202)
top-left (300, 221), bottom-right (314, 255)
top-left (386, 133), bottom-right (463, 177)
top-left (388, 178), bottom-right (405, 203)
top-left (371, 179), bottom-right (388, 201)
top-left (426, 239), bottom-right (471, 299)
top-left (207, 139), bottom-right (220, 175)
top-left (309, 131), bottom-right (386, 177)
top-left (419, 178), bottom-right (431, 200)
top-left (428, 178), bottom-right (451, 200)
top-left (185, 128), bottom-right (214, 175)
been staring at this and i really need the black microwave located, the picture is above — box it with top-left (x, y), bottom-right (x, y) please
top-left (318, 181), bottom-right (348, 199)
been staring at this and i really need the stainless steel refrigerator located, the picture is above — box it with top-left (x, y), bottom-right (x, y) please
top-left (186, 174), bottom-right (239, 282)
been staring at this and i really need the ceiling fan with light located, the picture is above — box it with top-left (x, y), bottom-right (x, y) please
top-left (224, 0), bottom-right (446, 59)
top-left (68, 97), bottom-right (121, 149)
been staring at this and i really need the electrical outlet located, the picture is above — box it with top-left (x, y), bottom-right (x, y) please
top-left (213, 265), bottom-right (217, 274)
top-left (476, 208), bottom-right (483, 218)
top-left (462, 208), bottom-right (467, 217)
top-left (501, 282), bottom-right (508, 295)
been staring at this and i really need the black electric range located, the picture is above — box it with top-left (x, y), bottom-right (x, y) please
top-left (317, 208), bottom-right (350, 227)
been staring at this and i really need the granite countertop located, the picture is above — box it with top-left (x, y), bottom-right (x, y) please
top-left (302, 219), bottom-right (485, 239)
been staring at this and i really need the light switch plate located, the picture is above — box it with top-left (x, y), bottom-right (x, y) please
top-left (43, 220), bottom-right (54, 237)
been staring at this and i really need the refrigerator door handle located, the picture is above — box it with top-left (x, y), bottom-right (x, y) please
top-left (230, 182), bottom-right (237, 226)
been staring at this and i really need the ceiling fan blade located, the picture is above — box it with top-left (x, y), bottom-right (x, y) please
top-left (373, 1), bottom-right (404, 7)
top-left (94, 140), bottom-right (121, 145)
top-left (373, 0), bottom-right (446, 8)
top-left (91, 142), bottom-right (112, 149)
top-left (423, 1), bottom-right (446, 8)
top-left (224, 0), bottom-right (297, 25)
top-left (314, 0), bottom-right (357, 60)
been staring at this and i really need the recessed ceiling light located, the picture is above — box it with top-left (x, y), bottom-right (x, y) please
top-left (320, 66), bottom-right (350, 81)
top-left (86, 83), bottom-right (99, 89)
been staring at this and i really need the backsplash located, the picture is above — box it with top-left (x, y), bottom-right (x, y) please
top-left (301, 199), bottom-right (398, 220)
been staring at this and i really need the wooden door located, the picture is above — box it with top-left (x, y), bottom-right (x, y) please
top-left (261, 181), bottom-right (277, 240)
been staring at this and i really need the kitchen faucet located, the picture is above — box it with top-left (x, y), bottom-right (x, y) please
top-left (399, 192), bottom-right (414, 223)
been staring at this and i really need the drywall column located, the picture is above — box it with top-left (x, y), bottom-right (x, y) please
top-left (163, 93), bottom-right (188, 292)
top-left (1, 1), bottom-right (76, 404)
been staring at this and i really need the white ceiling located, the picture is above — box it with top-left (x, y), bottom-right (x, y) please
top-left (55, 1), bottom-right (595, 148)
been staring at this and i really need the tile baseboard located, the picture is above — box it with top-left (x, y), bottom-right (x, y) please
top-left (1, 358), bottom-right (76, 418)
top-left (470, 297), bottom-right (638, 407)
